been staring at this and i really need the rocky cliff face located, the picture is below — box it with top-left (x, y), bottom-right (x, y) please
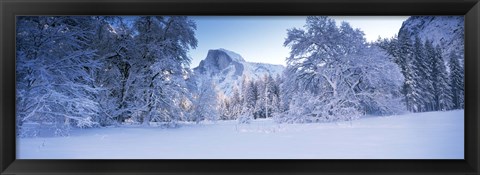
top-left (193, 49), bottom-right (284, 96)
top-left (194, 49), bottom-right (245, 78)
top-left (398, 16), bottom-right (464, 65)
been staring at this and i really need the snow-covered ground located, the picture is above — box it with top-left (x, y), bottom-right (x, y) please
top-left (17, 110), bottom-right (464, 159)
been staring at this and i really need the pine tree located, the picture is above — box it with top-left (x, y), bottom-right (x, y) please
top-left (271, 74), bottom-right (283, 115)
top-left (424, 39), bottom-right (440, 111)
top-left (217, 93), bottom-right (232, 120)
top-left (244, 80), bottom-right (258, 118)
top-left (265, 75), bottom-right (277, 118)
top-left (412, 36), bottom-right (433, 112)
top-left (448, 51), bottom-right (464, 109)
top-left (231, 86), bottom-right (243, 117)
top-left (431, 45), bottom-right (453, 111)
top-left (396, 33), bottom-right (419, 112)
top-left (236, 78), bottom-right (256, 124)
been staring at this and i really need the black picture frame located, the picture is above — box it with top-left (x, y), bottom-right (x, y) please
top-left (1, 0), bottom-right (479, 174)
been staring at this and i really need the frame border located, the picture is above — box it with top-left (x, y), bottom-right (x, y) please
top-left (1, 0), bottom-right (479, 174)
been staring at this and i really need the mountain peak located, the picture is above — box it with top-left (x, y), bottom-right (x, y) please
top-left (193, 49), bottom-right (284, 96)
top-left (208, 48), bottom-right (245, 62)
top-left (194, 48), bottom-right (245, 77)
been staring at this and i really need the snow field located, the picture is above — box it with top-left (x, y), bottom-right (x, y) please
top-left (17, 110), bottom-right (464, 159)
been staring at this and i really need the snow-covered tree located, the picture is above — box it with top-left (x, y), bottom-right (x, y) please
top-left (218, 94), bottom-right (230, 120)
top-left (253, 74), bottom-right (280, 119)
top-left (272, 75), bottom-right (284, 111)
top-left (192, 79), bottom-right (219, 123)
top-left (448, 51), bottom-right (464, 109)
top-left (402, 35), bottom-right (428, 112)
top-left (16, 16), bottom-right (102, 135)
top-left (230, 86), bottom-right (244, 118)
top-left (87, 17), bottom-right (136, 126)
top-left (124, 16), bottom-right (197, 126)
top-left (275, 91), bottom-right (318, 123)
top-left (355, 46), bottom-right (406, 115)
top-left (278, 16), bottom-right (404, 123)
top-left (278, 73), bottom-right (294, 113)
top-left (378, 35), bottom-right (452, 113)
top-left (394, 32), bottom-right (423, 112)
top-left (254, 77), bottom-right (266, 119)
top-left (216, 86), bottom-right (243, 121)
top-left (412, 36), bottom-right (434, 112)
top-left (243, 80), bottom-right (258, 117)
top-left (431, 45), bottom-right (453, 111)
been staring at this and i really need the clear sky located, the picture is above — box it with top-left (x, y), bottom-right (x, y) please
top-left (188, 16), bottom-right (409, 68)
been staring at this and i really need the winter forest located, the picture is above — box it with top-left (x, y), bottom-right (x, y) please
top-left (16, 16), bottom-right (464, 159)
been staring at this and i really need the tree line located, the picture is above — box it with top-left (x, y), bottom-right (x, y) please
top-left (217, 74), bottom-right (282, 123)
top-left (378, 31), bottom-right (464, 112)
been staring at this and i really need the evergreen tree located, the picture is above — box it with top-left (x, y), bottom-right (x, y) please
top-left (265, 75), bottom-right (279, 117)
top-left (395, 32), bottom-right (419, 112)
top-left (448, 51), bottom-right (464, 109)
top-left (244, 80), bottom-right (258, 118)
top-left (424, 39), bottom-right (440, 111)
top-left (218, 93), bottom-right (232, 120)
top-left (412, 36), bottom-right (433, 112)
top-left (230, 86), bottom-right (243, 117)
top-left (431, 45), bottom-right (453, 111)
top-left (271, 74), bottom-right (283, 115)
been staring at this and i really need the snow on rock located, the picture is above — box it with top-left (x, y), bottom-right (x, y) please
top-left (17, 110), bottom-right (464, 159)
top-left (193, 48), bottom-right (284, 96)
top-left (399, 16), bottom-right (464, 66)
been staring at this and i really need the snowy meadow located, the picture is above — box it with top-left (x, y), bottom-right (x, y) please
top-left (18, 110), bottom-right (464, 159)
top-left (16, 16), bottom-right (464, 159)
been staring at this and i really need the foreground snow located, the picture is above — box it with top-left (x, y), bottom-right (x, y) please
top-left (17, 110), bottom-right (464, 159)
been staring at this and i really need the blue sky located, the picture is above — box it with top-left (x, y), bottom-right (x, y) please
top-left (188, 16), bottom-right (409, 68)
